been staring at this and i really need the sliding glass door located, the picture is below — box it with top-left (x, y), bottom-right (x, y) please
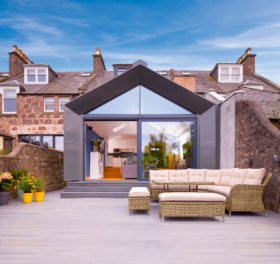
top-left (140, 120), bottom-right (195, 180)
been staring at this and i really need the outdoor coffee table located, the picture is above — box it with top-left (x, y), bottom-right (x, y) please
top-left (152, 181), bottom-right (215, 192)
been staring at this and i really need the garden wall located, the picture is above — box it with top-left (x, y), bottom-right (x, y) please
top-left (0, 142), bottom-right (64, 192)
top-left (236, 100), bottom-right (280, 213)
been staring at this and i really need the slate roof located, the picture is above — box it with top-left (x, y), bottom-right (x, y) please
top-left (4, 71), bottom-right (92, 94)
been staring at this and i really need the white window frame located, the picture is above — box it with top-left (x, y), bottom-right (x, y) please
top-left (0, 86), bottom-right (19, 114)
top-left (44, 97), bottom-right (54, 112)
top-left (24, 66), bottom-right (48, 84)
top-left (59, 97), bottom-right (70, 112)
top-left (218, 64), bottom-right (243, 83)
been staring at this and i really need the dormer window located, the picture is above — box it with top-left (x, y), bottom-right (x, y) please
top-left (218, 64), bottom-right (243, 83)
top-left (24, 67), bottom-right (48, 84)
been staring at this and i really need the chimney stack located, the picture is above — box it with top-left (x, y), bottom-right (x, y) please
top-left (236, 47), bottom-right (256, 75)
top-left (9, 45), bottom-right (33, 78)
top-left (93, 48), bottom-right (106, 75)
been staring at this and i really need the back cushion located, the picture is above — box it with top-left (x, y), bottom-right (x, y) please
top-left (188, 169), bottom-right (206, 182)
top-left (220, 169), bottom-right (235, 186)
top-left (169, 170), bottom-right (188, 182)
top-left (243, 168), bottom-right (265, 185)
top-left (149, 170), bottom-right (169, 182)
top-left (228, 169), bottom-right (247, 187)
top-left (205, 170), bottom-right (222, 185)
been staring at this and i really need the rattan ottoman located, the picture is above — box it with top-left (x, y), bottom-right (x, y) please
top-left (159, 192), bottom-right (226, 222)
top-left (129, 187), bottom-right (150, 215)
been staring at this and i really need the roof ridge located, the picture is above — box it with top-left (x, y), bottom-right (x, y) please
top-left (253, 73), bottom-right (280, 91)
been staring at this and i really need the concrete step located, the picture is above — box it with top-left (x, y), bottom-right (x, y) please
top-left (60, 192), bottom-right (128, 198)
top-left (63, 186), bottom-right (136, 192)
top-left (66, 181), bottom-right (148, 188)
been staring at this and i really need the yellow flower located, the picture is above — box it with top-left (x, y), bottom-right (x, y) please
top-left (28, 173), bottom-right (31, 176)
top-left (13, 186), bottom-right (17, 189)
top-left (33, 185), bottom-right (35, 188)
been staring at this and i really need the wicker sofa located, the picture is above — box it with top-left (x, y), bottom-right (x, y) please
top-left (149, 168), bottom-right (272, 215)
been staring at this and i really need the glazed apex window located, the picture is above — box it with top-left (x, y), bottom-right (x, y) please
top-left (3, 89), bottom-right (17, 113)
top-left (44, 97), bottom-right (54, 112)
top-left (218, 65), bottom-right (242, 83)
top-left (25, 68), bottom-right (48, 84)
top-left (59, 97), bottom-right (70, 112)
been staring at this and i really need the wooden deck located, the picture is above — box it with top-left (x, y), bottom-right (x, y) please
top-left (1, 190), bottom-right (280, 264)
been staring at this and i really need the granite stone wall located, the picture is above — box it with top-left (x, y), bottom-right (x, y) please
top-left (0, 142), bottom-right (64, 192)
top-left (0, 94), bottom-right (70, 143)
top-left (236, 100), bottom-right (280, 212)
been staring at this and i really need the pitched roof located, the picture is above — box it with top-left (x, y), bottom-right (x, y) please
top-left (67, 64), bottom-right (214, 115)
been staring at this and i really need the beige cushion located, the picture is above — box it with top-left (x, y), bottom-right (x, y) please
top-left (188, 169), bottom-right (206, 182)
top-left (243, 168), bottom-right (265, 185)
top-left (168, 169), bottom-right (188, 182)
top-left (129, 187), bottom-right (150, 197)
top-left (159, 192), bottom-right (226, 202)
top-left (168, 184), bottom-right (192, 190)
top-left (220, 169), bottom-right (235, 186)
top-left (150, 184), bottom-right (164, 190)
top-left (149, 170), bottom-right (169, 182)
top-left (228, 168), bottom-right (248, 187)
top-left (207, 185), bottom-right (231, 197)
top-left (205, 170), bottom-right (222, 184)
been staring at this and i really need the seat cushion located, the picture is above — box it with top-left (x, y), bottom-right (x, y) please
top-left (188, 169), bottom-right (206, 182)
top-left (129, 187), bottom-right (150, 197)
top-left (243, 168), bottom-right (265, 185)
top-left (205, 170), bottom-right (222, 184)
top-left (207, 185), bottom-right (231, 197)
top-left (168, 169), bottom-right (188, 182)
top-left (168, 184), bottom-right (193, 190)
top-left (228, 168), bottom-right (247, 187)
top-left (150, 184), bottom-right (164, 190)
top-left (159, 192), bottom-right (226, 202)
top-left (149, 170), bottom-right (169, 182)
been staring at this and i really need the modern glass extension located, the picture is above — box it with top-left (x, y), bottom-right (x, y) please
top-left (84, 85), bottom-right (197, 181)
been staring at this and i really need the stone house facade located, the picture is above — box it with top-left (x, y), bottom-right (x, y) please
top-left (0, 45), bottom-right (279, 151)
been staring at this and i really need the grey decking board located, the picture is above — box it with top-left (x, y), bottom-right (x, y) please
top-left (1, 190), bottom-right (280, 264)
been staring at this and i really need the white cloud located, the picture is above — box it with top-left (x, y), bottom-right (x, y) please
top-left (0, 16), bottom-right (63, 38)
top-left (199, 23), bottom-right (280, 48)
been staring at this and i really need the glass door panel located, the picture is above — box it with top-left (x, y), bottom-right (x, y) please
top-left (141, 121), bottom-right (195, 180)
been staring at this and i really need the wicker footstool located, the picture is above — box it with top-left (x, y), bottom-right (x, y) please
top-left (129, 187), bottom-right (150, 215)
top-left (159, 192), bottom-right (226, 222)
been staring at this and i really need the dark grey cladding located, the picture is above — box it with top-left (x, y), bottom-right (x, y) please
top-left (66, 64), bottom-right (214, 115)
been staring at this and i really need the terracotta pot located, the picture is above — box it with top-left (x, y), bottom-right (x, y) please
top-left (34, 191), bottom-right (44, 202)
top-left (0, 191), bottom-right (10, 206)
top-left (22, 193), bottom-right (33, 203)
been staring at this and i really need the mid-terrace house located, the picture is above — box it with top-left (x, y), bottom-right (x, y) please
top-left (0, 45), bottom-right (279, 156)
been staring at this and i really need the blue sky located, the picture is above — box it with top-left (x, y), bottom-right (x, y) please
top-left (0, 0), bottom-right (280, 83)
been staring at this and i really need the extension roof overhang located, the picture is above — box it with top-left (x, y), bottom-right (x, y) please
top-left (66, 64), bottom-right (214, 115)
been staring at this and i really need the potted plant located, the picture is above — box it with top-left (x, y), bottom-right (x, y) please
top-left (91, 138), bottom-right (104, 152)
top-left (18, 175), bottom-right (36, 203)
top-left (43, 142), bottom-right (49, 148)
top-left (34, 177), bottom-right (45, 202)
top-left (0, 172), bottom-right (14, 206)
top-left (10, 168), bottom-right (29, 201)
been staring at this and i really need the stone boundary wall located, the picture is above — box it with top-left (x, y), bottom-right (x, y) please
top-left (0, 142), bottom-right (64, 192)
top-left (236, 100), bottom-right (280, 212)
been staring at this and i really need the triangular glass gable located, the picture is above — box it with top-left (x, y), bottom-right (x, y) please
top-left (87, 86), bottom-right (139, 114)
top-left (87, 85), bottom-right (192, 115)
top-left (140, 86), bottom-right (192, 114)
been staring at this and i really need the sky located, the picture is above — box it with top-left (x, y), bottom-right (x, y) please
top-left (0, 0), bottom-right (280, 83)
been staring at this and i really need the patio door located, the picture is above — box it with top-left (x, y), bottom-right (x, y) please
top-left (139, 120), bottom-right (196, 180)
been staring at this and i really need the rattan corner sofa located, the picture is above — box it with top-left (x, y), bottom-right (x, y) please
top-left (149, 168), bottom-right (272, 215)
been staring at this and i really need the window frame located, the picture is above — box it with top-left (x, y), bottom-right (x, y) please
top-left (218, 65), bottom-right (243, 83)
top-left (24, 67), bottom-right (48, 84)
top-left (0, 86), bottom-right (19, 114)
top-left (59, 97), bottom-right (70, 112)
top-left (44, 97), bottom-right (55, 112)
top-left (18, 134), bottom-right (64, 151)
